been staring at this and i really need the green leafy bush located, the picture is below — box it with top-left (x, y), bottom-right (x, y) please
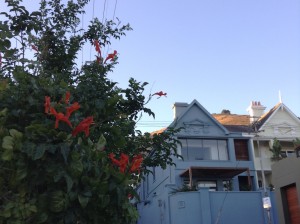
top-left (0, 1), bottom-right (180, 223)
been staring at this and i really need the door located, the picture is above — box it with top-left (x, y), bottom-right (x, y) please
top-left (286, 185), bottom-right (300, 224)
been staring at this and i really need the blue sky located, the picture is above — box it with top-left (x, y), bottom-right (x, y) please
top-left (96, 0), bottom-right (300, 132)
top-left (1, 0), bottom-right (300, 133)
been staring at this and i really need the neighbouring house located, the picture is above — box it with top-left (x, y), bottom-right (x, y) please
top-left (136, 100), bottom-right (277, 224)
top-left (272, 155), bottom-right (300, 224)
top-left (213, 101), bottom-right (300, 192)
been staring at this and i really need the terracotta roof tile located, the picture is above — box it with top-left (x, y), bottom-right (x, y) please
top-left (212, 114), bottom-right (251, 126)
top-left (255, 103), bottom-right (281, 128)
top-left (150, 127), bottom-right (167, 136)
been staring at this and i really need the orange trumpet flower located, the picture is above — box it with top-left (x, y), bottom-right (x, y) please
top-left (50, 107), bottom-right (72, 129)
top-left (72, 116), bottom-right (94, 137)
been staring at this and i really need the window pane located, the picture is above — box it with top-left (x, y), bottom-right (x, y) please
top-left (180, 139), bottom-right (229, 161)
top-left (218, 140), bottom-right (229, 160)
top-left (203, 140), bottom-right (217, 160)
top-left (180, 139), bottom-right (188, 160)
top-left (198, 181), bottom-right (217, 191)
top-left (187, 139), bottom-right (208, 160)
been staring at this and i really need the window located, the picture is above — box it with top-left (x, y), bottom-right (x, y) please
top-left (152, 167), bottom-right (156, 182)
top-left (281, 150), bottom-right (296, 158)
top-left (197, 181), bottom-right (217, 191)
top-left (234, 139), bottom-right (249, 161)
top-left (258, 180), bottom-right (263, 188)
top-left (180, 139), bottom-right (228, 161)
top-left (238, 176), bottom-right (251, 191)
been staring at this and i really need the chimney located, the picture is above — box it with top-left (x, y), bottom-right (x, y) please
top-left (247, 101), bottom-right (266, 123)
top-left (172, 102), bottom-right (189, 120)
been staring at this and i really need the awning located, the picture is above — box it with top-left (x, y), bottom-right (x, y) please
top-left (180, 166), bottom-right (248, 179)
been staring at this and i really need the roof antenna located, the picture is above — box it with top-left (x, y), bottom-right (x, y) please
top-left (279, 90), bottom-right (284, 111)
top-left (279, 90), bottom-right (282, 103)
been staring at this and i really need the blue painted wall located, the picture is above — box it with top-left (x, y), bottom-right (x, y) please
top-left (136, 100), bottom-right (277, 223)
top-left (138, 188), bottom-right (278, 224)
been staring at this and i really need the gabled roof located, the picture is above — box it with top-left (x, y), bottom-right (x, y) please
top-left (253, 103), bottom-right (281, 129)
top-left (256, 103), bottom-right (300, 131)
top-left (150, 101), bottom-right (299, 135)
top-left (169, 99), bottom-right (229, 134)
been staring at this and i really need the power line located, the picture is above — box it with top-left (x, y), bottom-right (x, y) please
top-left (89, 0), bottom-right (96, 61)
top-left (112, 0), bottom-right (118, 20)
top-left (102, 0), bottom-right (107, 23)
top-left (81, 11), bottom-right (84, 66)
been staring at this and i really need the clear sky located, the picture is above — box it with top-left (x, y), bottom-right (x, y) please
top-left (1, 0), bottom-right (300, 133)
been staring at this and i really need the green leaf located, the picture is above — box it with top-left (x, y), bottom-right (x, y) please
top-left (29, 205), bottom-right (37, 213)
top-left (78, 194), bottom-right (89, 208)
top-left (15, 166), bottom-right (27, 181)
top-left (88, 138), bottom-right (93, 147)
top-left (60, 144), bottom-right (70, 163)
top-left (33, 144), bottom-right (46, 160)
top-left (98, 194), bottom-right (110, 208)
top-left (0, 39), bottom-right (11, 49)
top-left (1, 148), bottom-right (13, 161)
top-left (0, 108), bottom-right (8, 116)
top-left (64, 174), bottom-right (73, 192)
top-left (0, 207), bottom-right (11, 218)
top-left (35, 212), bottom-right (48, 223)
top-left (77, 137), bottom-right (82, 145)
top-left (96, 134), bottom-right (106, 151)
top-left (69, 160), bottom-right (83, 177)
top-left (21, 141), bottom-right (36, 157)
top-left (50, 191), bottom-right (66, 213)
top-left (2, 136), bottom-right (14, 150)
top-left (9, 129), bottom-right (23, 139)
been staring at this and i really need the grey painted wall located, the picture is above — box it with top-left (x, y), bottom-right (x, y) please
top-left (138, 188), bottom-right (278, 224)
top-left (272, 157), bottom-right (300, 224)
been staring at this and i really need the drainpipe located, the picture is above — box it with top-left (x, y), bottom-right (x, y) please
top-left (257, 139), bottom-right (267, 194)
top-left (257, 137), bottom-right (272, 224)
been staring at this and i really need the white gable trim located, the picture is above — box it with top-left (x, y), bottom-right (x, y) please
top-left (260, 103), bottom-right (300, 131)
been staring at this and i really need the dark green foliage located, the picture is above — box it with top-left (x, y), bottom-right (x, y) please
top-left (0, 0), bottom-right (181, 223)
top-left (269, 138), bottom-right (282, 161)
top-left (170, 184), bottom-right (197, 194)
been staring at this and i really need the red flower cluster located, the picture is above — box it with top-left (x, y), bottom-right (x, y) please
top-left (104, 50), bottom-right (117, 64)
top-left (32, 45), bottom-right (38, 52)
top-left (44, 92), bottom-right (93, 137)
top-left (109, 153), bottom-right (143, 174)
top-left (152, 91), bottom-right (167, 98)
top-left (93, 39), bottom-right (117, 65)
top-left (72, 116), bottom-right (94, 137)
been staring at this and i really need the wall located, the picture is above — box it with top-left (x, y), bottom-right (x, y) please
top-left (138, 188), bottom-right (278, 224)
top-left (272, 157), bottom-right (300, 224)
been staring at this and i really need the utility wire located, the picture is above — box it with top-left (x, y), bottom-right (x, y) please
top-left (81, 11), bottom-right (84, 65)
top-left (112, 0), bottom-right (118, 20)
top-left (89, 0), bottom-right (96, 61)
top-left (214, 159), bottom-right (242, 224)
top-left (102, 0), bottom-right (107, 24)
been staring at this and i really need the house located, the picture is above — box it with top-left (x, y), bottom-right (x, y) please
top-left (213, 101), bottom-right (300, 191)
top-left (248, 101), bottom-right (300, 190)
top-left (136, 100), bottom-right (276, 224)
top-left (272, 155), bottom-right (300, 224)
